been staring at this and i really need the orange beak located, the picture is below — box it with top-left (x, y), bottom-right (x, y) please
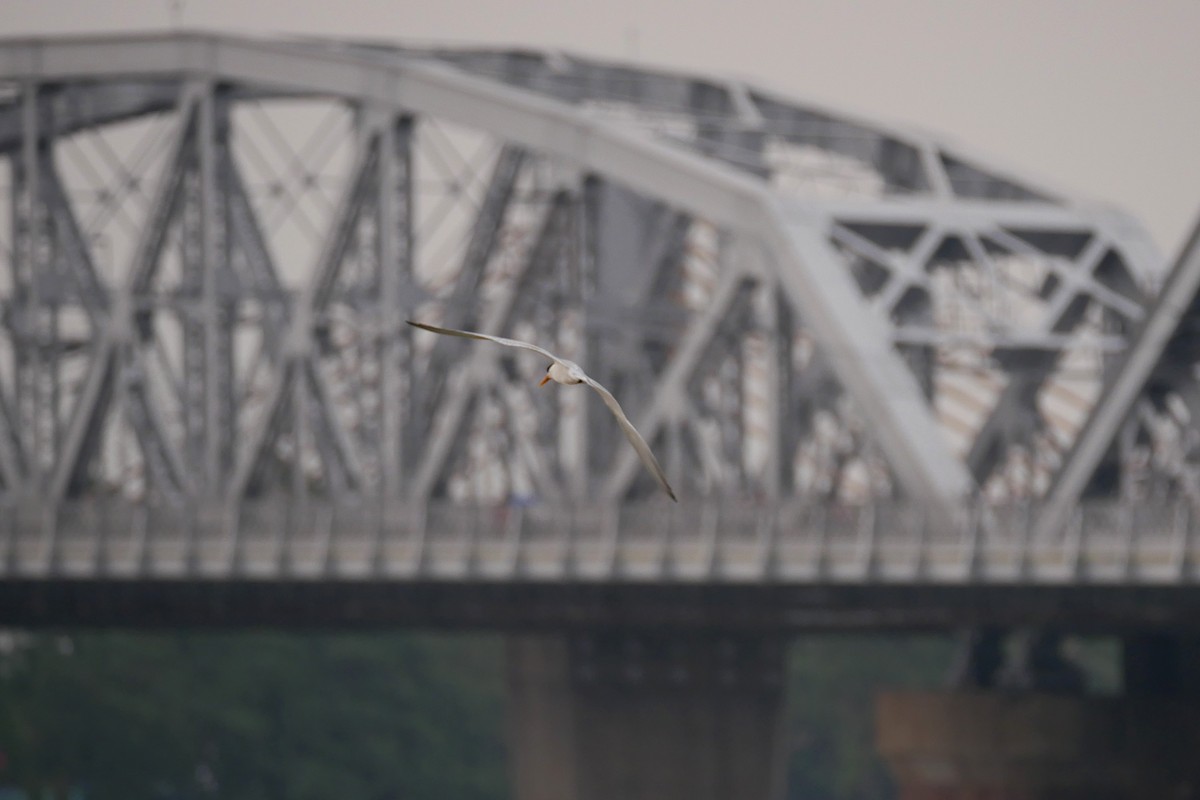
top-left (538, 375), bottom-right (552, 387)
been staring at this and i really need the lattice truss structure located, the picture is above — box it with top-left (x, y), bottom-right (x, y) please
top-left (1035, 216), bottom-right (1200, 539)
top-left (0, 34), bottom-right (1164, 523)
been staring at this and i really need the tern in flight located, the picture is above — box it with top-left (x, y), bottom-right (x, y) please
top-left (407, 320), bottom-right (677, 502)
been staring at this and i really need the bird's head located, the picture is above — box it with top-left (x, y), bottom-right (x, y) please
top-left (539, 363), bottom-right (553, 387)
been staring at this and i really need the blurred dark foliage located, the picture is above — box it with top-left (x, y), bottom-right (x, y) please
top-left (0, 631), bottom-right (1115, 800)
top-left (0, 632), bottom-right (507, 800)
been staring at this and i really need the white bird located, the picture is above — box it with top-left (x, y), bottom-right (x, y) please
top-left (408, 320), bottom-right (677, 502)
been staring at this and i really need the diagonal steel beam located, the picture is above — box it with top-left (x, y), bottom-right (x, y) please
top-left (36, 149), bottom-right (121, 500)
top-left (408, 192), bottom-right (573, 501)
top-left (123, 91), bottom-right (199, 500)
top-left (47, 338), bottom-right (118, 500)
top-left (604, 265), bottom-right (756, 500)
top-left (39, 150), bottom-right (121, 499)
top-left (41, 160), bottom-right (114, 500)
top-left (407, 145), bottom-right (525, 464)
top-left (762, 198), bottom-right (974, 523)
top-left (0, 340), bottom-right (22, 490)
top-left (302, 357), bottom-right (359, 494)
top-left (45, 90), bottom-right (200, 502)
top-left (40, 155), bottom-right (109, 319)
top-left (438, 145), bottom-right (527, 329)
top-left (222, 145), bottom-right (288, 344)
top-left (965, 235), bottom-right (1112, 483)
top-left (7, 35), bottom-right (1122, 514)
top-left (226, 137), bottom-right (379, 500)
top-left (500, 379), bottom-right (566, 500)
top-left (1036, 212), bottom-right (1200, 539)
top-left (222, 139), bottom-right (356, 488)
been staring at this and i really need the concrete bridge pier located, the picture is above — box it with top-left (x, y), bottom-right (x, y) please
top-left (506, 633), bottom-right (787, 800)
top-left (876, 632), bottom-right (1200, 800)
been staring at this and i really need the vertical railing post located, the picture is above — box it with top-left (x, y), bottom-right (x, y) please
top-left (133, 502), bottom-right (150, 576)
top-left (911, 505), bottom-right (928, 581)
top-left (605, 501), bottom-right (622, 579)
top-left (1016, 503), bottom-right (1032, 582)
top-left (507, 504), bottom-right (526, 579)
top-left (0, 499), bottom-right (13, 576)
top-left (317, 502), bottom-right (336, 577)
top-left (464, 505), bottom-right (484, 579)
top-left (277, 494), bottom-right (293, 578)
top-left (659, 503), bottom-right (674, 579)
top-left (225, 498), bottom-right (242, 576)
top-left (813, 504), bottom-right (829, 581)
top-left (1121, 502), bottom-right (1137, 581)
top-left (1174, 500), bottom-right (1193, 582)
top-left (757, 505), bottom-right (778, 580)
top-left (367, 497), bottom-right (386, 578)
top-left (42, 501), bottom-right (59, 576)
top-left (92, 498), bottom-right (108, 577)
top-left (861, 504), bottom-right (880, 580)
top-left (183, 496), bottom-right (199, 576)
top-left (964, 501), bottom-right (983, 581)
top-left (1064, 507), bottom-right (1084, 582)
top-left (701, 500), bottom-right (719, 579)
top-left (408, 501), bottom-right (428, 578)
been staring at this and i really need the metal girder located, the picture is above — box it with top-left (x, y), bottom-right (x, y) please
top-left (0, 35), bottom-right (767, 229)
top-left (220, 127), bottom-right (356, 492)
top-left (604, 264), bottom-right (756, 500)
top-left (764, 197), bottom-right (974, 518)
top-left (0, 80), bottom-right (310, 153)
top-left (376, 115), bottom-right (414, 496)
top-left (0, 82), bottom-right (181, 152)
top-left (44, 86), bottom-right (202, 502)
top-left (12, 83), bottom-right (51, 487)
top-left (0, 379), bottom-right (22, 491)
top-left (1036, 213), bottom-right (1200, 538)
top-left (121, 90), bottom-right (199, 500)
top-left (408, 145), bottom-right (526, 464)
top-left (40, 155), bottom-right (109, 317)
top-left (222, 147), bottom-right (289, 345)
top-left (195, 82), bottom-right (235, 495)
top-left (0, 34), bottom-right (1168, 520)
top-left (437, 145), bottom-right (526, 329)
top-left (965, 235), bottom-right (1138, 485)
top-left (409, 191), bottom-right (574, 501)
top-left (218, 137), bottom-right (364, 496)
top-left (41, 156), bottom-right (113, 501)
top-left (0, 34), bottom-right (985, 512)
top-left (226, 137), bottom-right (381, 500)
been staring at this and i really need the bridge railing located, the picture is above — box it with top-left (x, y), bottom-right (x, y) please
top-left (0, 496), bottom-right (1196, 584)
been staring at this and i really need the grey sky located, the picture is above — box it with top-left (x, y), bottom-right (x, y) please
top-left (3, 0), bottom-right (1198, 256)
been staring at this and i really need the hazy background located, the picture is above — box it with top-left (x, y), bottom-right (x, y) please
top-left (2, 0), bottom-right (1198, 257)
top-left (0, 5), bottom-right (1175, 797)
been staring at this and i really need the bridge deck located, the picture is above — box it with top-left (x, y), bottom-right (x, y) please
top-left (2, 499), bottom-right (1197, 586)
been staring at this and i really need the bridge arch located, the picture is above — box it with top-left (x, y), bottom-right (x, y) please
top-left (0, 33), bottom-right (1161, 526)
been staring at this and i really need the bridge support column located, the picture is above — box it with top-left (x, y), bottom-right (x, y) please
top-left (876, 690), bottom-right (1129, 799)
top-left (506, 633), bottom-right (786, 800)
top-left (876, 633), bottom-right (1200, 799)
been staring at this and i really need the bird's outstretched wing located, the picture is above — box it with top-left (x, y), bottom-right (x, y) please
top-left (410, 319), bottom-right (677, 502)
top-left (578, 373), bottom-right (677, 502)
top-left (407, 320), bottom-right (560, 362)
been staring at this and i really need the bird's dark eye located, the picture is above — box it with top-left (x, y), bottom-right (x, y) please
top-left (546, 363), bottom-right (553, 372)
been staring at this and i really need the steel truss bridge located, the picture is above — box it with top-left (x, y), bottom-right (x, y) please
top-left (0, 32), bottom-right (1197, 629)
